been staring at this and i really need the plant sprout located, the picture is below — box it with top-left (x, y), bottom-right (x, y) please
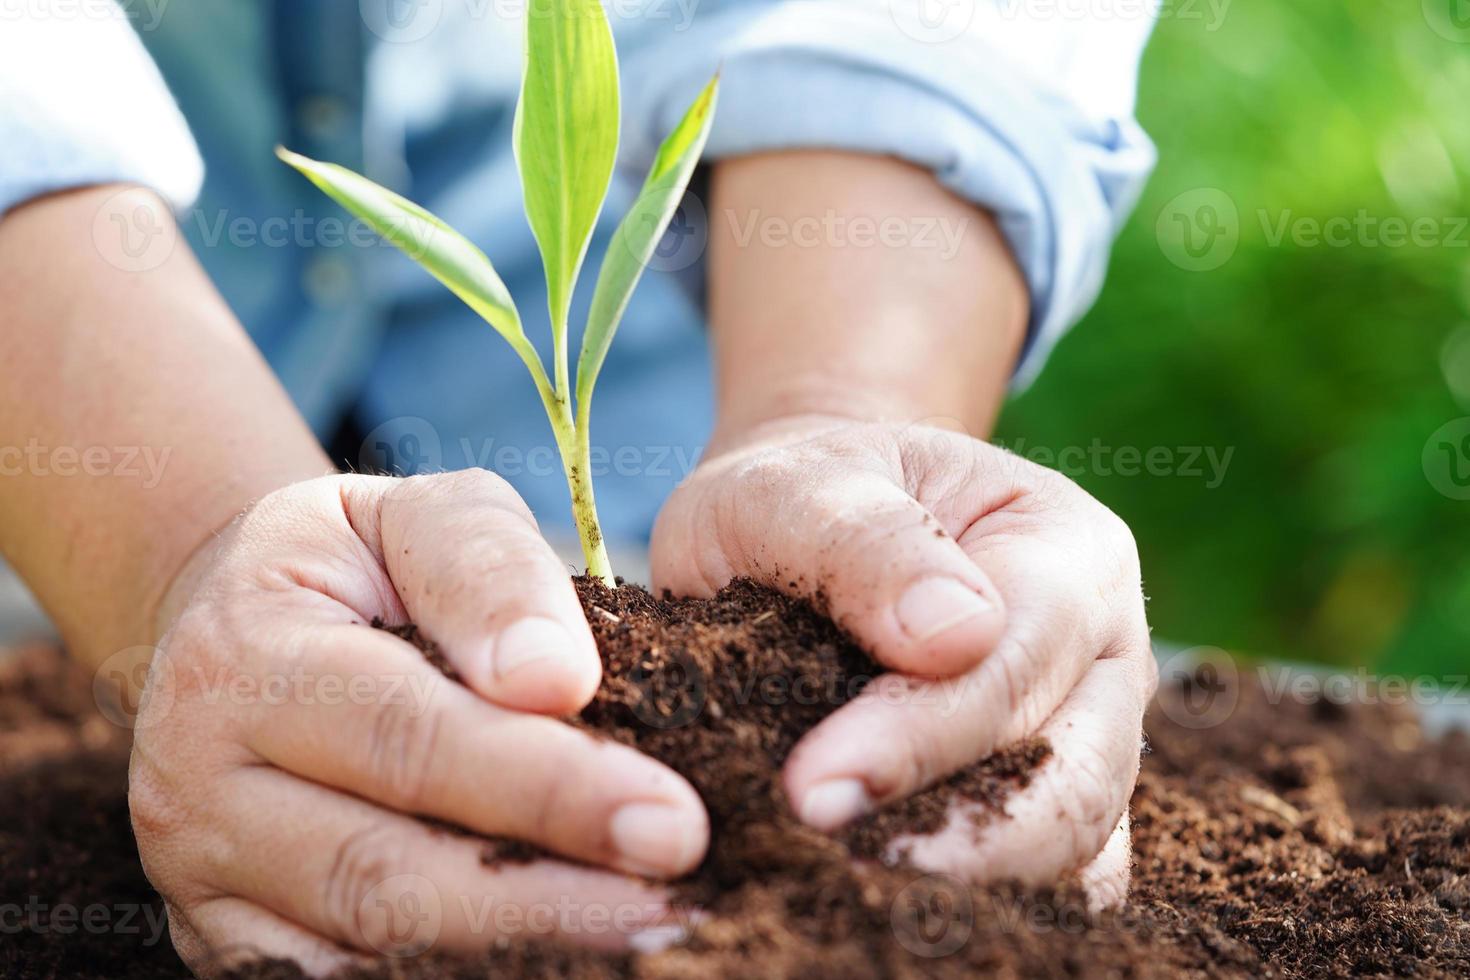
top-left (278, 0), bottom-right (718, 586)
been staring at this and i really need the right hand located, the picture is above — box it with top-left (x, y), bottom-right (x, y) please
top-left (125, 471), bottom-right (708, 976)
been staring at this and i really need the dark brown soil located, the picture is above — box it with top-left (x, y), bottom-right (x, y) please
top-left (1, 581), bottom-right (1467, 978)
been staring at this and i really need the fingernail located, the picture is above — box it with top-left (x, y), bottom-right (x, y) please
top-left (610, 802), bottom-right (704, 878)
top-left (797, 778), bottom-right (871, 830)
top-left (491, 617), bottom-right (580, 682)
top-left (628, 920), bottom-right (696, 954)
top-left (896, 577), bottom-right (994, 643)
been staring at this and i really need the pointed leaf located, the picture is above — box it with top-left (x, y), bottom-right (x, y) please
top-left (576, 75), bottom-right (719, 409)
top-left (276, 147), bottom-right (527, 348)
top-left (515, 0), bottom-right (620, 339)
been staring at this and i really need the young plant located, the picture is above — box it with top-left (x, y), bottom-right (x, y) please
top-left (277, 0), bottom-right (718, 586)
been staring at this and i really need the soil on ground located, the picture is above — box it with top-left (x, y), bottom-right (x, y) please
top-left (1, 578), bottom-right (1467, 978)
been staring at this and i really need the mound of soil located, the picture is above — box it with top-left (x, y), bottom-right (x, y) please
top-left (1, 579), bottom-right (1467, 978)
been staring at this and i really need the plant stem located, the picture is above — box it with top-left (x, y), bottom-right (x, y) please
top-left (566, 423), bottom-right (614, 587)
top-left (516, 343), bottom-right (615, 585)
top-left (534, 393), bottom-right (612, 588)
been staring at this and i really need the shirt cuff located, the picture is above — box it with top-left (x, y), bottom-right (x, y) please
top-left (620, 0), bottom-right (1156, 386)
top-left (0, 8), bottom-right (203, 221)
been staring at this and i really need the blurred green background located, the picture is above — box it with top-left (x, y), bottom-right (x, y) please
top-left (996, 0), bottom-right (1470, 676)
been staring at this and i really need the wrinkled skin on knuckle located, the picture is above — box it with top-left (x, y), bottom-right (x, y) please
top-left (1054, 743), bottom-right (1125, 864)
top-left (364, 699), bottom-right (444, 813)
top-left (894, 426), bottom-right (990, 510)
top-left (127, 753), bottom-right (188, 879)
top-left (321, 823), bottom-right (413, 949)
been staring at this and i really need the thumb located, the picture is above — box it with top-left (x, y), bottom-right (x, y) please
top-left (652, 462), bottom-right (1004, 677)
top-left (346, 470), bottom-right (601, 715)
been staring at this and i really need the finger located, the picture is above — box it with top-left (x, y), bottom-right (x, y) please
top-left (1076, 813), bottom-right (1132, 912)
top-left (243, 622), bottom-right (708, 879)
top-left (653, 452), bottom-right (1005, 677)
top-left (346, 470), bottom-right (600, 714)
top-left (198, 766), bottom-right (685, 955)
top-left (883, 651), bottom-right (1151, 890)
top-left (173, 896), bottom-right (362, 979)
top-left (782, 537), bottom-right (1116, 829)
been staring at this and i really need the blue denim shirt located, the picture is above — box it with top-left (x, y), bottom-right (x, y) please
top-left (1, 0), bottom-right (1156, 543)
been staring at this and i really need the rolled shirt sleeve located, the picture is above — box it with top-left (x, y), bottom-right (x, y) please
top-left (0, 3), bottom-right (203, 220)
top-left (618, 0), bottom-right (1157, 385)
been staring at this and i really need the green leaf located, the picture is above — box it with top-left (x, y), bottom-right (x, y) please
top-left (514, 0), bottom-right (620, 349)
top-left (576, 74), bottom-right (719, 412)
top-left (275, 147), bottom-right (529, 350)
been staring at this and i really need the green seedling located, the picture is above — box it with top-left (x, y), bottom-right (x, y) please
top-left (278, 0), bottom-right (718, 586)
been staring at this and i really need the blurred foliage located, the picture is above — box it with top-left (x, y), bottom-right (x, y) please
top-left (997, 0), bottom-right (1470, 676)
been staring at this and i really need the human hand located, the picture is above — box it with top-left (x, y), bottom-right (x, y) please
top-left (651, 417), bottom-right (1155, 905)
top-left (127, 471), bottom-right (708, 975)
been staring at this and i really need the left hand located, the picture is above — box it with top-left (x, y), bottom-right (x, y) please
top-left (651, 415), bottom-right (1156, 905)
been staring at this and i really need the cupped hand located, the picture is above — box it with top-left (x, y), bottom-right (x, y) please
top-left (127, 471), bottom-right (708, 976)
top-left (651, 416), bottom-right (1155, 904)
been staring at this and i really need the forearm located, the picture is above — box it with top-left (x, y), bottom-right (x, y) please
top-left (0, 185), bottom-right (331, 666)
top-left (707, 151), bottom-right (1028, 446)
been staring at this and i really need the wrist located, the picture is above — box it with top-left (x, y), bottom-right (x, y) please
top-left (710, 382), bottom-right (927, 458)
